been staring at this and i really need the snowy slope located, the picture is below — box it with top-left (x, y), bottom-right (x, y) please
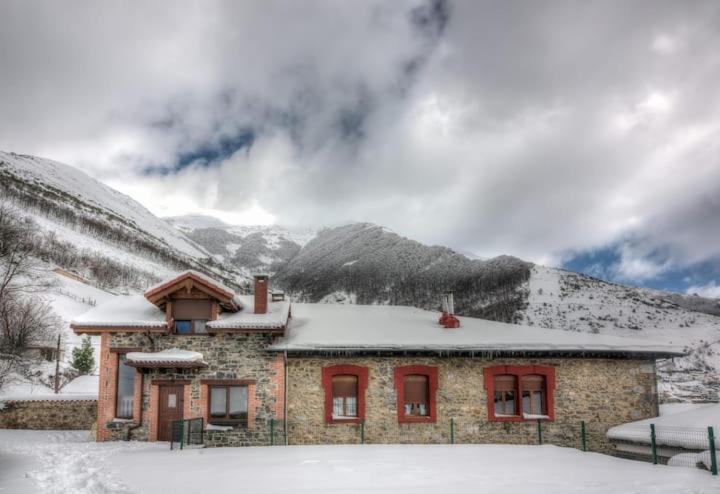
top-left (522, 266), bottom-right (720, 401)
top-left (0, 152), bottom-right (207, 258)
top-left (0, 151), bottom-right (244, 291)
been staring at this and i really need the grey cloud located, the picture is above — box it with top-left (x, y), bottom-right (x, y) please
top-left (1, 0), bottom-right (720, 278)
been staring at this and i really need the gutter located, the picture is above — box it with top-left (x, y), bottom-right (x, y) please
top-left (284, 350), bottom-right (288, 446)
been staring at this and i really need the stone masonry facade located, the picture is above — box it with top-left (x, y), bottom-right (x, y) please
top-left (97, 331), bottom-right (284, 446)
top-left (0, 399), bottom-right (97, 430)
top-left (286, 356), bottom-right (658, 453)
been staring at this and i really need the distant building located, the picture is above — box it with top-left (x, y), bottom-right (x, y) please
top-left (71, 270), bottom-right (682, 448)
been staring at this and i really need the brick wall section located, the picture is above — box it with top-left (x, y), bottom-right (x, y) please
top-left (270, 353), bottom-right (286, 420)
top-left (98, 331), bottom-right (285, 445)
top-left (96, 333), bottom-right (114, 441)
top-left (0, 400), bottom-right (96, 430)
top-left (286, 356), bottom-right (658, 452)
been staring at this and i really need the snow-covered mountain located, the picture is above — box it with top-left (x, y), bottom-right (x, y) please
top-left (165, 214), bottom-right (316, 277)
top-left (0, 151), bottom-right (243, 291)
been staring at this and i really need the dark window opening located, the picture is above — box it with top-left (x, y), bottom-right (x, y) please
top-left (209, 385), bottom-right (248, 424)
top-left (331, 375), bottom-right (358, 419)
top-left (116, 354), bottom-right (135, 419)
top-left (174, 320), bottom-right (207, 334)
top-left (493, 375), bottom-right (518, 417)
top-left (403, 374), bottom-right (429, 417)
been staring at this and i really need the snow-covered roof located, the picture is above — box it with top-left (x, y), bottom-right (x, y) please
top-left (71, 294), bottom-right (290, 331)
top-left (72, 294), bottom-right (167, 328)
top-left (126, 348), bottom-right (206, 367)
top-left (269, 303), bottom-right (685, 356)
top-left (208, 295), bottom-right (290, 330)
top-left (607, 403), bottom-right (720, 449)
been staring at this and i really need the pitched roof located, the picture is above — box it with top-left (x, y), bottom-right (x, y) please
top-left (268, 303), bottom-right (685, 357)
top-left (144, 270), bottom-right (237, 309)
top-left (71, 294), bottom-right (290, 332)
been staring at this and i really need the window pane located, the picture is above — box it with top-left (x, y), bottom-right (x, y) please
top-left (506, 391), bottom-right (515, 414)
top-left (116, 355), bottom-right (135, 418)
top-left (533, 391), bottom-right (544, 415)
top-left (522, 390), bottom-right (531, 413)
top-left (194, 320), bottom-right (207, 334)
top-left (345, 397), bottom-right (357, 417)
top-left (175, 320), bottom-right (192, 334)
top-left (333, 397), bottom-right (344, 416)
top-left (210, 387), bottom-right (227, 417)
top-left (228, 387), bottom-right (248, 418)
top-left (494, 391), bottom-right (504, 415)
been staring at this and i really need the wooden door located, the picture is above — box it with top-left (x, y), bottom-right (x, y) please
top-left (158, 385), bottom-right (184, 441)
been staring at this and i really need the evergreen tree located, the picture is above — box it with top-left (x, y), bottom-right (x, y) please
top-left (71, 336), bottom-right (95, 375)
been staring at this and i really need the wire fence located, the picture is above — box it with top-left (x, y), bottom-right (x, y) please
top-left (266, 418), bottom-right (718, 475)
top-left (608, 423), bottom-right (718, 473)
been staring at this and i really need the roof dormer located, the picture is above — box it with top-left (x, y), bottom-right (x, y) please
top-left (143, 270), bottom-right (239, 314)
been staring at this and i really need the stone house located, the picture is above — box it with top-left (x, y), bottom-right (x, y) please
top-left (71, 270), bottom-right (683, 449)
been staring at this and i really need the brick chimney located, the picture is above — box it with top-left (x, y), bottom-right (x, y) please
top-left (254, 274), bottom-right (268, 314)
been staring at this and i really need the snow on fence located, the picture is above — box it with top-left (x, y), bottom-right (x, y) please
top-left (607, 423), bottom-right (718, 474)
top-left (266, 418), bottom-right (719, 475)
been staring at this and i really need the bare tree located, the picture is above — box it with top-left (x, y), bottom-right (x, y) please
top-left (0, 201), bottom-right (61, 391)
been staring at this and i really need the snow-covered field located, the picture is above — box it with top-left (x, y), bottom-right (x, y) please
top-left (0, 430), bottom-right (717, 494)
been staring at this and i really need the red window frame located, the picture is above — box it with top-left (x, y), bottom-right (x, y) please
top-left (322, 364), bottom-right (369, 424)
top-left (483, 365), bottom-right (556, 422)
top-left (394, 365), bottom-right (438, 424)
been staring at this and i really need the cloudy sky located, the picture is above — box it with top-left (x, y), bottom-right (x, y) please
top-left (1, 0), bottom-right (719, 296)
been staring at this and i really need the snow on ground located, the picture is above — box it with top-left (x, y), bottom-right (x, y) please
top-left (46, 271), bottom-right (116, 354)
top-left (0, 430), bottom-right (717, 494)
top-left (607, 403), bottom-right (720, 449)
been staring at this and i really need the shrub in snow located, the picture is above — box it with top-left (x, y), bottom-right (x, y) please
top-left (71, 336), bottom-right (95, 375)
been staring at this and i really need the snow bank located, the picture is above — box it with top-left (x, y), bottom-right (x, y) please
top-left (271, 303), bottom-right (685, 355)
top-left (61, 375), bottom-right (98, 395)
top-left (2, 431), bottom-right (716, 494)
top-left (607, 403), bottom-right (720, 449)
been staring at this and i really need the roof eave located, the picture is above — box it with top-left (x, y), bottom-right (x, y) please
top-left (269, 346), bottom-right (685, 359)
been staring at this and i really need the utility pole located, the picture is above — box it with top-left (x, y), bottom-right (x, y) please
top-left (54, 334), bottom-right (61, 394)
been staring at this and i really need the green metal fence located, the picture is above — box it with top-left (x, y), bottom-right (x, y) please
top-left (266, 418), bottom-right (718, 476)
top-left (170, 417), bottom-right (204, 450)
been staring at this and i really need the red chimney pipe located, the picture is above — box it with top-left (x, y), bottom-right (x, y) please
top-left (443, 291), bottom-right (460, 329)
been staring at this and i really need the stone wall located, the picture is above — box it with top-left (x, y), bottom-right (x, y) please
top-left (99, 332), bottom-right (284, 446)
top-left (0, 399), bottom-right (97, 430)
top-left (286, 356), bottom-right (658, 453)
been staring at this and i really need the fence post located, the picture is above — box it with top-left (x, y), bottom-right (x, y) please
top-left (450, 418), bottom-right (455, 445)
top-left (180, 419), bottom-right (185, 450)
top-left (581, 421), bottom-right (587, 452)
top-left (270, 418), bottom-right (275, 446)
top-left (360, 419), bottom-right (365, 445)
top-left (537, 420), bottom-right (543, 445)
top-left (650, 424), bottom-right (657, 465)
top-left (708, 426), bottom-right (718, 476)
